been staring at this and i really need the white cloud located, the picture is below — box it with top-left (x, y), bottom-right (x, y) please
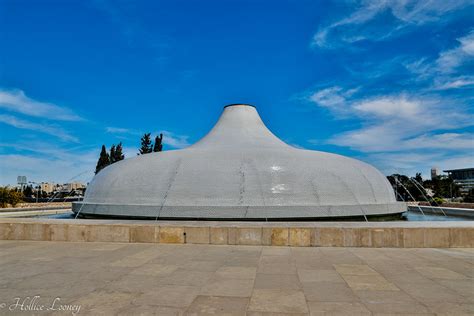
top-left (160, 131), bottom-right (190, 149)
top-left (308, 87), bottom-right (473, 154)
top-left (106, 126), bottom-right (134, 134)
top-left (436, 31), bottom-right (474, 73)
top-left (353, 96), bottom-right (422, 118)
top-left (0, 89), bottom-right (82, 121)
top-left (309, 86), bottom-right (359, 112)
top-left (0, 114), bottom-right (79, 142)
top-left (313, 0), bottom-right (471, 48)
top-left (310, 86), bottom-right (347, 107)
top-left (433, 75), bottom-right (474, 90)
top-left (403, 30), bottom-right (474, 91)
top-left (403, 133), bottom-right (474, 150)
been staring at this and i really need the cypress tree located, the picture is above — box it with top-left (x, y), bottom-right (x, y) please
top-left (153, 133), bottom-right (163, 152)
top-left (139, 133), bottom-right (153, 155)
top-left (95, 145), bottom-right (110, 174)
top-left (109, 145), bottom-right (116, 164)
top-left (114, 142), bottom-right (125, 162)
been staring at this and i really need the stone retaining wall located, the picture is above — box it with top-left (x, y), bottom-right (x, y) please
top-left (0, 219), bottom-right (472, 248)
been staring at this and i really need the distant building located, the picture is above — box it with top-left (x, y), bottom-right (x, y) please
top-left (443, 168), bottom-right (474, 193)
top-left (430, 167), bottom-right (438, 180)
top-left (40, 182), bottom-right (57, 194)
top-left (36, 182), bottom-right (86, 195)
top-left (61, 182), bottom-right (86, 192)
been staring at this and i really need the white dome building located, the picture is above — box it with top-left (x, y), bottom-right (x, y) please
top-left (73, 104), bottom-right (405, 219)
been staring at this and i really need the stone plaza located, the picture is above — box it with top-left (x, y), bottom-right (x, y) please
top-left (0, 240), bottom-right (473, 315)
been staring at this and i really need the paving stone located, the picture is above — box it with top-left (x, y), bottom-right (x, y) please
top-left (334, 264), bottom-right (379, 276)
top-left (1, 241), bottom-right (472, 315)
top-left (130, 263), bottom-right (178, 276)
top-left (341, 274), bottom-right (400, 291)
top-left (216, 266), bottom-right (257, 279)
top-left (254, 273), bottom-right (301, 289)
top-left (71, 290), bottom-right (137, 315)
top-left (396, 279), bottom-right (468, 304)
top-left (297, 269), bottom-right (345, 283)
top-left (246, 312), bottom-right (308, 316)
top-left (248, 289), bottom-right (308, 313)
top-left (134, 285), bottom-right (199, 307)
top-left (262, 246), bottom-right (291, 256)
top-left (118, 305), bottom-right (184, 316)
top-left (425, 302), bottom-right (474, 315)
top-left (307, 301), bottom-right (371, 315)
top-left (181, 260), bottom-right (223, 272)
top-left (257, 262), bottom-right (297, 275)
top-left (200, 277), bottom-right (254, 297)
top-left (434, 279), bottom-right (474, 299)
top-left (302, 282), bottom-right (359, 302)
top-left (355, 289), bottom-right (419, 303)
top-left (158, 269), bottom-right (214, 287)
top-left (363, 301), bottom-right (431, 314)
top-left (414, 266), bottom-right (468, 279)
top-left (185, 295), bottom-right (249, 315)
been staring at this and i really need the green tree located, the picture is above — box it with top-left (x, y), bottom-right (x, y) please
top-left (139, 133), bottom-right (153, 155)
top-left (427, 176), bottom-right (460, 198)
top-left (23, 185), bottom-right (33, 198)
top-left (464, 188), bottom-right (474, 203)
top-left (415, 173), bottom-right (423, 183)
top-left (109, 144), bottom-right (116, 164)
top-left (114, 142), bottom-right (125, 162)
top-left (153, 133), bottom-right (163, 152)
top-left (387, 174), bottom-right (426, 201)
top-left (95, 145), bottom-right (110, 174)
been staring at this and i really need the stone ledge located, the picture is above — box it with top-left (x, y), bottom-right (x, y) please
top-left (0, 219), bottom-right (472, 248)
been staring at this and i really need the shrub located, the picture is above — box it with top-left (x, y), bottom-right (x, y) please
top-left (0, 187), bottom-right (23, 208)
top-left (433, 196), bottom-right (444, 205)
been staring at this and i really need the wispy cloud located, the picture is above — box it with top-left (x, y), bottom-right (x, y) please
top-left (106, 126), bottom-right (134, 134)
top-left (401, 29), bottom-right (474, 93)
top-left (0, 89), bottom-right (83, 121)
top-left (313, 0), bottom-right (471, 48)
top-left (160, 131), bottom-right (190, 149)
top-left (0, 114), bottom-right (79, 142)
top-left (436, 30), bottom-right (474, 73)
top-left (309, 88), bottom-right (473, 153)
top-left (307, 83), bottom-right (474, 176)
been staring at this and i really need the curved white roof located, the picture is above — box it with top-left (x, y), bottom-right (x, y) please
top-left (73, 104), bottom-right (405, 219)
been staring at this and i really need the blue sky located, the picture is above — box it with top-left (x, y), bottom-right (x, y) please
top-left (0, 0), bottom-right (473, 185)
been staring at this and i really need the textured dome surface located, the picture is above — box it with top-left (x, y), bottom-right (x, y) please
top-left (73, 104), bottom-right (405, 219)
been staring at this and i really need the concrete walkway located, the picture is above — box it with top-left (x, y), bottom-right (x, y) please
top-left (0, 241), bottom-right (472, 315)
